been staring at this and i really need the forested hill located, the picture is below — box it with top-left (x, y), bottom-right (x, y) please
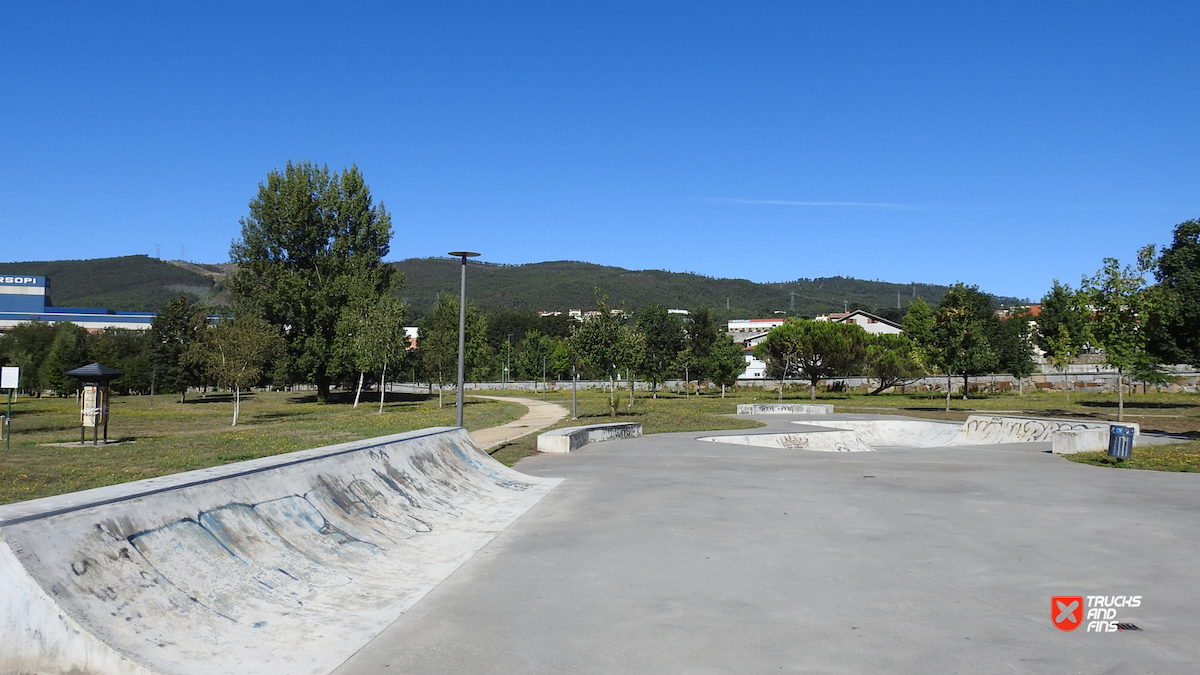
top-left (0, 255), bottom-right (227, 311)
top-left (0, 254), bottom-right (1027, 320)
top-left (392, 257), bottom-right (1027, 321)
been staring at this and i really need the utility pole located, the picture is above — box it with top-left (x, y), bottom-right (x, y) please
top-left (789, 292), bottom-right (795, 312)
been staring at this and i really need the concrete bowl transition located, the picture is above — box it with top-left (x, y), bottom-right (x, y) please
top-left (0, 427), bottom-right (560, 675)
top-left (697, 430), bottom-right (874, 452)
top-left (807, 415), bottom-right (1139, 452)
top-left (710, 413), bottom-right (1140, 453)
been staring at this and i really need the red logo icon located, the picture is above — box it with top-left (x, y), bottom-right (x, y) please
top-left (1053, 596), bottom-right (1084, 631)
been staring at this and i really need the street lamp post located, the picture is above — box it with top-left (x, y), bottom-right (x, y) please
top-left (449, 251), bottom-right (480, 427)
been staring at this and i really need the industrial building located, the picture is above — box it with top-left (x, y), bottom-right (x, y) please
top-left (0, 275), bottom-right (155, 333)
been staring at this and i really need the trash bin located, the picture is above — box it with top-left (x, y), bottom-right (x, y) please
top-left (1107, 425), bottom-right (1134, 460)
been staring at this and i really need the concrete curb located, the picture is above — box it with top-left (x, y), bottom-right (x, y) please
top-left (736, 403), bottom-right (834, 415)
top-left (537, 422), bottom-right (644, 453)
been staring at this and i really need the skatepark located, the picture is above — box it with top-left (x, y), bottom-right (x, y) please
top-left (3, 405), bottom-right (1199, 674)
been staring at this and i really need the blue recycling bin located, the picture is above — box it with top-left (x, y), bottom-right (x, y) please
top-left (1107, 425), bottom-right (1134, 460)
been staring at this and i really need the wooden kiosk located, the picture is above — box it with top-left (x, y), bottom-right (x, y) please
top-left (64, 363), bottom-right (123, 446)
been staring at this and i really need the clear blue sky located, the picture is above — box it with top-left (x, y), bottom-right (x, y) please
top-left (2, 1), bottom-right (1197, 302)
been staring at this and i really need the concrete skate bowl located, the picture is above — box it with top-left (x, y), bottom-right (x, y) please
top-left (800, 415), bottom-right (1139, 452)
top-left (696, 430), bottom-right (874, 452)
top-left (0, 427), bottom-right (560, 675)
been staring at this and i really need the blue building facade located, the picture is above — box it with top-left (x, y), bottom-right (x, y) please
top-left (0, 275), bottom-right (156, 332)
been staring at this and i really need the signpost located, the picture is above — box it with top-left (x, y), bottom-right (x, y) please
top-left (1, 366), bottom-right (17, 450)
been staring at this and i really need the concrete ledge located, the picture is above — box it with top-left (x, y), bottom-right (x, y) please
top-left (1052, 429), bottom-right (1112, 454)
top-left (737, 403), bottom-right (835, 415)
top-left (537, 422), bottom-right (643, 453)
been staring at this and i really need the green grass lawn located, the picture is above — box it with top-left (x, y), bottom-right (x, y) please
top-left (485, 388), bottom-right (767, 466)
top-left (1064, 442), bottom-right (1200, 472)
top-left (5, 385), bottom-right (1199, 505)
top-left (0, 389), bottom-right (525, 505)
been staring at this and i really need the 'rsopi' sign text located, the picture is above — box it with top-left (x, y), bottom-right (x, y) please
top-left (0, 276), bottom-right (44, 286)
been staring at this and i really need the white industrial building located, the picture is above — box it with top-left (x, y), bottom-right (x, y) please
top-left (731, 310), bottom-right (903, 380)
top-left (814, 310), bottom-right (903, 334)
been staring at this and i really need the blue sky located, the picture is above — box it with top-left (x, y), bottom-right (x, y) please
top-left (2, 1), bottom-right (1196, 302)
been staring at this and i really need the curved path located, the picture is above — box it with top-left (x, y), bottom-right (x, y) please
top-left (467, 395), bottom-right (570, 450)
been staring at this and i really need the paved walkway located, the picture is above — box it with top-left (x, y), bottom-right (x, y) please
top-left (335, 413), bottom-right (1200, 675)
top-left (467, 395), bottom-right (570, 450)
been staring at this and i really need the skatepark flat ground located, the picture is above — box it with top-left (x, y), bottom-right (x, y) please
top-left (333, 415), bottom-right (1200, 675)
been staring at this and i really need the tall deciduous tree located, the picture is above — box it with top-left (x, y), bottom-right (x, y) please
top-left (932, 284), bottom-right (999, 409)
top-left (901, 297), bottom-right (937, 375)
top-left (187, 316), bottom-right (282, 426)
top-left (419, 292), bottom-right (491, 407)
top-left (345, 295), bottom-right (409, 413)
top-left (0, 320), bottom-right (59, 395)
top-left (634, 304), bottom-right (685, 398)
top-left (1149, 219), bottom-right (1200, 366)
top-left (87, 328), bottom-right (153, 395)
top-left (41, 323), bottom-right (90, 396)
top-left (570, 291), bottom-right (635, 417)
top-left (1036, 280), bottom-right (1090, 402)
top-left (993, 308), bottom-right (1038, 394)
top-left (229, 162), bottom-right (399, 402)
top-left (150, 296), bottom-right (209, 402)
top-left (707, 334), bottom-right (748, 397)
top-left (1081, 257), bottom-right (1153, 422)
top-left (549, 339), bottom-right (572, 380)
top-left (517, 329), bottom-right (554, 394)
top-left (684, 307), bottom-right (720, 386)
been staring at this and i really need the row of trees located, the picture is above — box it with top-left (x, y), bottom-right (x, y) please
top-left (748, 218), bottom-right (1200, 421)
top-left (1023, 220), bottom-right (1200, 420)
top-left (0, 322), bottom-right (152, 396)
top-left (6, 157), bottom-right (1191, 428)
top-left (566, 296), bottom-right (747, 416)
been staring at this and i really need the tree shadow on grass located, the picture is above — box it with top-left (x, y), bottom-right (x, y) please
top-left (576, 411), bottom-right (641, 420)
top-left (1079, 400), bottom-right (1198, 410)
top-left (183, 393), bottom-right (252, 404)
top-left (287, 391), bottom-right (432, 405)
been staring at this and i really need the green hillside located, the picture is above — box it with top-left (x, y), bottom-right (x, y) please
top-left (393, 257), bottom-right (1026, 321)
top-left (0, 255), bottom-right (218, 311)
top-left (0, 254), bottom-right (1026, 320)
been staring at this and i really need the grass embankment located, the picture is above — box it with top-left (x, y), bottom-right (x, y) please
top-left (0, 390), bottom-right (525, 505)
